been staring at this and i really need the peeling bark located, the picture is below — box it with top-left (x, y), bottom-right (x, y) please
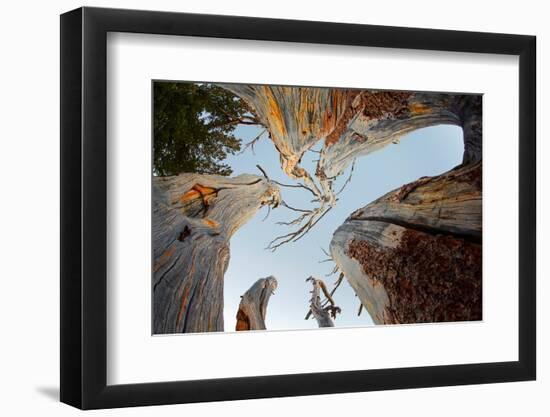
top-left (235, 276), bottom-right (278, 331)
top-left (153, 173), bottom-right (280, 334)
top-left (330, 163), bottom-right (482, 324)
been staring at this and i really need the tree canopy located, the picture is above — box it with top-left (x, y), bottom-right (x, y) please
top-left (153, 82), bottom-right (258, 176)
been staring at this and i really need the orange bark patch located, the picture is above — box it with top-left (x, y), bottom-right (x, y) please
top-left (180, 184), bottom-right (217, 203)
top-left (235, 307), bottom-right (250, 331)
top-left (409, 102), bottom-right (431, 115)
top-left (194, 184), bottom-right (216, 196)
top-left (262, 86), bottom-right (287, 138)
top-left (179, 189), bottom-right (200, 202)
top-left (179, 184), bottom-right (219, 218)
top-left (202, 218), bottom-right (219, 228)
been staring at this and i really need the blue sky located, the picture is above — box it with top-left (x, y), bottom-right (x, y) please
top-left (223, 124), bottom-right (463, 331)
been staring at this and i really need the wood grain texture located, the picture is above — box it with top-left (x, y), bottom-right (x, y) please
top-left (235, 276), bottom-right (278, 331)
top-left (152, 173), bottom-right (280, 334)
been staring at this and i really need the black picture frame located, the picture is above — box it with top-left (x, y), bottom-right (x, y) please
top-left (60, 6), bottom-right (536, 410)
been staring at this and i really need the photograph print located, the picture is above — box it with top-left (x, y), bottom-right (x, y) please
top-left (152, 81), bottom-right (482, 335)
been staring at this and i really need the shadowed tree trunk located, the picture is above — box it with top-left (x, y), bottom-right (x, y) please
top-left (330, 162), bottom-right (482, 324)
top-left (306, 277), bottom-right (341, 327)
top-left (153, 173), bottom-right (280, 334)
top-left (235, 276), bottom-right (278, 331)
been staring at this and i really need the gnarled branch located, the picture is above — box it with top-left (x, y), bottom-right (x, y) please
top-left (305, 276), bottom-right (341, 327)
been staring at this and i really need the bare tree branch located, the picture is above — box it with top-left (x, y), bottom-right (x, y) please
top-left (279, 200), bottom-right (312, 213)
top-left (239, 129), bottom-right (266, 155)
top-left (256, 164), bottom-right (270, 180)
top-left (292, 206), bottom-right (332, 243)
top-left (271, 179), bottom-right (319, 198)
top-left (255, 164), bottom-right (318, 198)
top-left (276, 211), bottom-right (312, 227)
top-left (266, 205), bottom-right (332, 251)
top-left (335, 159), bottom-right (356, 196)
top-left (261, 204), bottom-right (271, 222)
top-left (256, 161), bottom-right (336, 251)
top-left (325, 264), bottom-right (339, 277)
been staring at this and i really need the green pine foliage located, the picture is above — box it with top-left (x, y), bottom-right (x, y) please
top-left (153, 82), bottom-right (257, 176)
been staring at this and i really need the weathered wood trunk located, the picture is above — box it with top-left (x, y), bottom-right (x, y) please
top-left (221, 84), bottom-right (481, 206)
top-left (235, 276), bottom-right (278, 331)
top-left (153, 173), bottom-right (280, 334)
top-left (330, 162), bottom-right (482, 324)
top-left (306, 277), bottom-right (341, 327)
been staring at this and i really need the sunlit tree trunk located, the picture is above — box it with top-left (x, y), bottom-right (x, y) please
top-left (152, 173), bottom-right (280, 334)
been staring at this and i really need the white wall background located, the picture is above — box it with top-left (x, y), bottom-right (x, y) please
top-left (0, 0), bottom-right (546, 415)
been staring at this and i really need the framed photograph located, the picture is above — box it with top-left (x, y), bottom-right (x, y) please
top-left (60, 6), bottom-right (536, 409)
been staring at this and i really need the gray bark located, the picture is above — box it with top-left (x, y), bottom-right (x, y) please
top-left (235, 276), bottom-right (278, 331)
top-left (152, 173), bottom-right (280, 334)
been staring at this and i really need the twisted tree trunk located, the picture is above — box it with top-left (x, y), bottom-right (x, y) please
top-left (235, 276), bottom-right (278, 331)
top-left (152, 173), bottom-right (280, 334)
top-left (330, 162), bottom-right (482, 324)
top-left (221, 84), bottom-right (481, 249)
top-left (222, 85), bottom-right (480, 189)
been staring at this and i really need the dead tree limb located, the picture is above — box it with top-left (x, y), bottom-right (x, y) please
top-left (305, 276), bottom-right (341, 327)
top-left (305, 272), bottom-right (345, 320)
top-left (238, 129), bottom-right (267, 155)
